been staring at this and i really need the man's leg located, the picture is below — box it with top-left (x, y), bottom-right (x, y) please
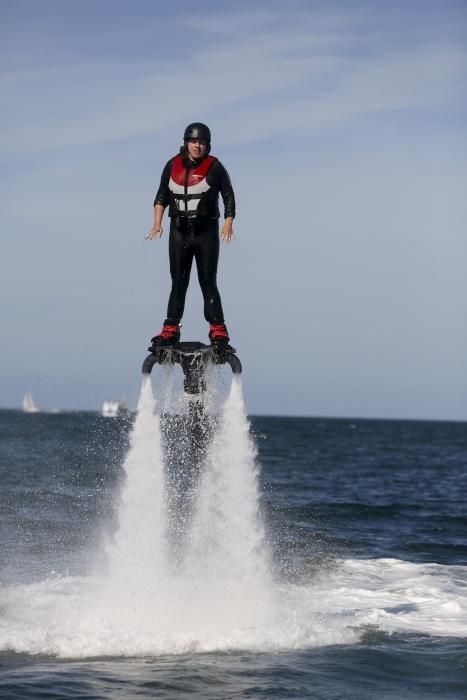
top-left (194, 220), bottom-right (230, 345)
top-left (167, 221), bottom-right (195, 322)
top-left (194, 220), bottom-right (224, 323)
top-left (151, 220), bottom-right (194, 346)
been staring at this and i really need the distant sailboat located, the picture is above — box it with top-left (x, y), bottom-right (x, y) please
top-left (22, 393), bottom-right (40, 413)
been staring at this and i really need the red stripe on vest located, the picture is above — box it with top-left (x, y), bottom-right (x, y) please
top-left (170, 154), bottom-right (217, 187)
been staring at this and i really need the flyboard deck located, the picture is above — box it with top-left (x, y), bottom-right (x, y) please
top-left (142, 341), bottom-right (242, 394)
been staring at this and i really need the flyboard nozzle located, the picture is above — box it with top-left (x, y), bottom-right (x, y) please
top-left (141, 341), bottom-right (242, 394)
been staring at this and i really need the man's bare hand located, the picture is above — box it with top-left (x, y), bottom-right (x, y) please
top-left (145, 226), bottom-right (163, 240)
top-left (220, 219), bottom-right (234, 243)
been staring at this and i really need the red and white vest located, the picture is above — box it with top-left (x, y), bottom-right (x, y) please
top-left (168, 154), bottom-right (217, 218)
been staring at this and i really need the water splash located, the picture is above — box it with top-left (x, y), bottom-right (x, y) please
top-left (7, 376), bottom-right (465, 658)
top-left (99, 376), bottom-right (166, 615)
top-left (1, 382), bottom-right (467, 658)
top-left (90, 372), bottom-right (274, 644)
top-left (187, 377), bottom-right (272, 626)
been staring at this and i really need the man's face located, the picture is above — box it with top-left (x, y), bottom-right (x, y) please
top-left (186, 138), bottom-right (208, 160)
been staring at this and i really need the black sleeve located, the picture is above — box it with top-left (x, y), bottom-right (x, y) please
top-left (153, 159), bottom-right (173, 207)
top-left (216, 161), bottom-right (236, 219)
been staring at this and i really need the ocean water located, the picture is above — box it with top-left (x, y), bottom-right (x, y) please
top-left (0, 373), bottom-right (466, 699)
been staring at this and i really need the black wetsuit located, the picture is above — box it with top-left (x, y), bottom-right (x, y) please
top-left (154, 154), bottom-right (235, 324)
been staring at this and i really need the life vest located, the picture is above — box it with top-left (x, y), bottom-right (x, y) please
top-left (168, 154), bottom-right (217, 218)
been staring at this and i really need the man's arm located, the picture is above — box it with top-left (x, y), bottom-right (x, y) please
top-left (145, 159), bottom-right (172, 239)
top-left (218, 161), bottom-right (235, 242)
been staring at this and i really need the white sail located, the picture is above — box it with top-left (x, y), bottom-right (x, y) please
top-left (22, 393), bottom-right (40, 413)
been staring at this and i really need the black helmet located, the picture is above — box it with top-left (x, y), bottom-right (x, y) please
top-left (183, 122), bottom-right (211, 143)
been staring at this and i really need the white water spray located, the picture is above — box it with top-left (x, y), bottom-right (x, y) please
top-left (187, 377), bottom-right (272, 625)
top-left (100, 376), bottom-right (166, 612)
top-left (90, 372), bottom-right (274, 646)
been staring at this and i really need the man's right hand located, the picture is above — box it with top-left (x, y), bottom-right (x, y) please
top-left (145, 226), bottom-right (163, 240)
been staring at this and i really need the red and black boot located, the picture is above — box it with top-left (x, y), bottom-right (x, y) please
top-left (209, 322), bottom-right (230, 346)
top-left (151, 320), bottom-right (181, 347)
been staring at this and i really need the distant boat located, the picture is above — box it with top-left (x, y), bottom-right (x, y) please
top-left (102, 400), bottom-right (126, 418)
top-left (22, 393), bottom-right (40, 413)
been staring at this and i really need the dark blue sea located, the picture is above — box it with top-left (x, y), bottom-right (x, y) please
top-left (1, 394), bottom-right (466, 699)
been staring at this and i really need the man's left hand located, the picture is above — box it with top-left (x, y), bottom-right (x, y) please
top-left (221, 218), bottom-right (234, 243)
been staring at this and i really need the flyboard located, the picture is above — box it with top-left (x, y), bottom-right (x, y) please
top-left (142, 341), bottom-right (242, 466)
top-left (142, 341), bottom-right (242, 391)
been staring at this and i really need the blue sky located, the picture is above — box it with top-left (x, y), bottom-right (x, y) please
top-left (1, 0), bottom-right (466, 419)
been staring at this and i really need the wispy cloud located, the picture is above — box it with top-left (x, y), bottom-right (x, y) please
top-left (1, 6), bottom-right (465, 154)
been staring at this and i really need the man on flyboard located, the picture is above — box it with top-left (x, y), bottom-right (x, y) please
top-left (146, 123), bottom-right (235, 349)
